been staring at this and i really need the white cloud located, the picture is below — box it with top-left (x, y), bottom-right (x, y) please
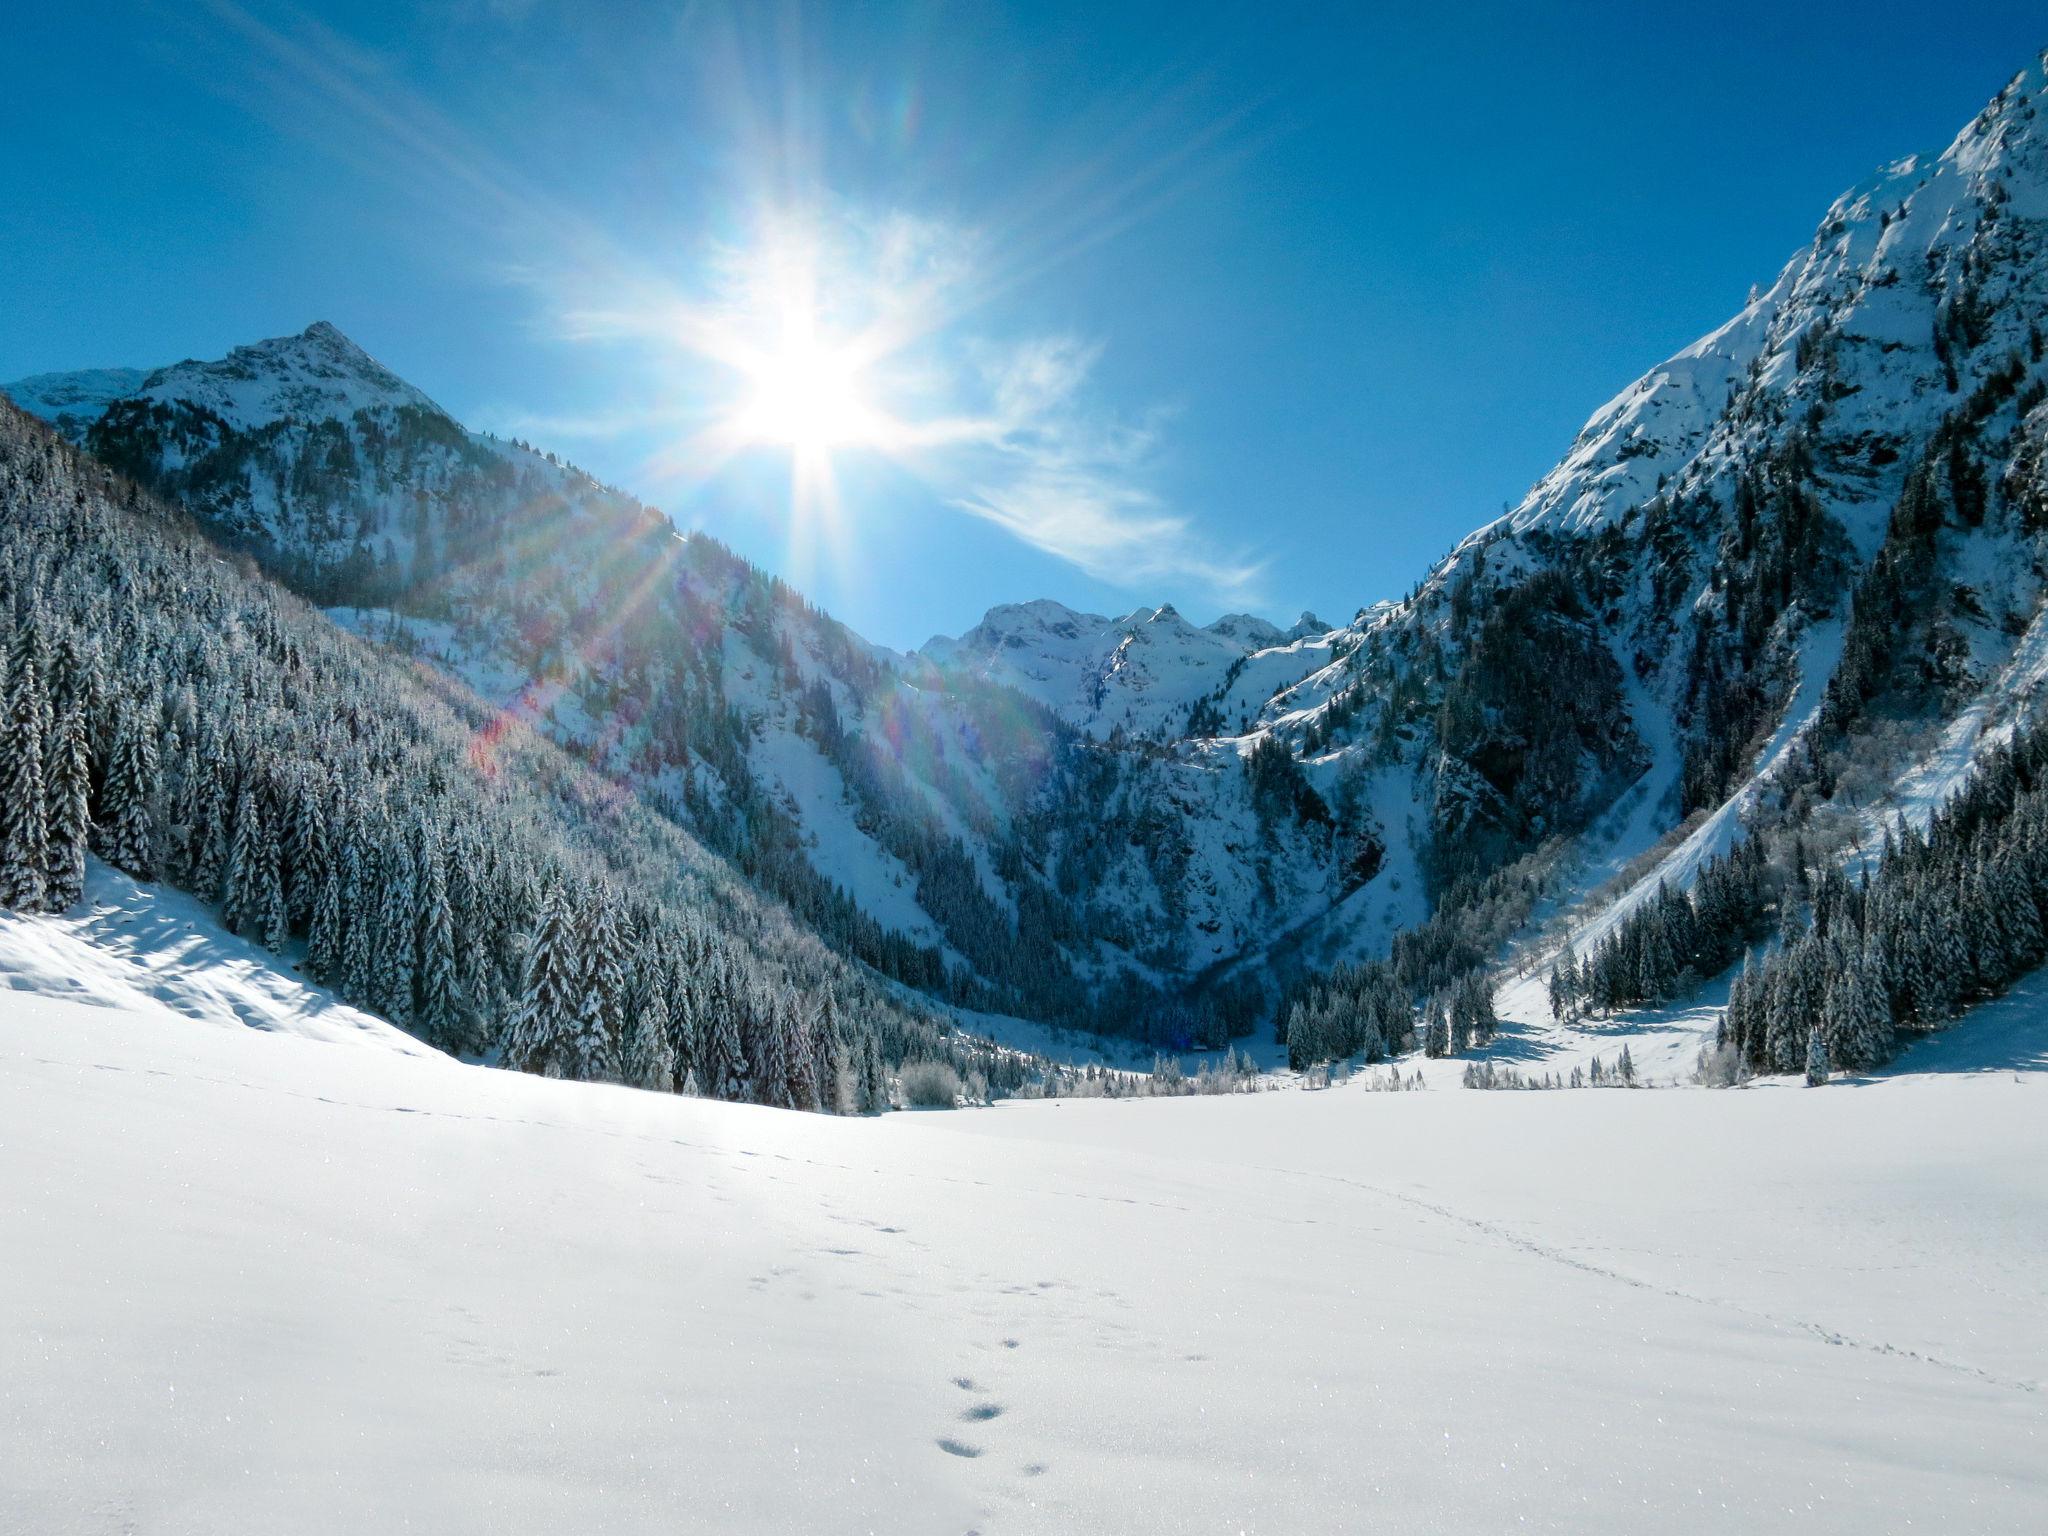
top-left (948, 335), bottom-right (1263, 597)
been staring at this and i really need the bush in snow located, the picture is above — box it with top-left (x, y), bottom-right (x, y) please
top-left (899, 1060), bottom-right (963, 1108)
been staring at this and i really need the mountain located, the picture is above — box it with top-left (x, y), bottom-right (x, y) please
top-left (918, 599), bottom-right (1332, 740)
top-left (13, 53), bottom-right (2048, 1067)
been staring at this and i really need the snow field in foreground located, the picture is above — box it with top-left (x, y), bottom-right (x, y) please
top-left (4, 991), bottom-right (2044, 1534)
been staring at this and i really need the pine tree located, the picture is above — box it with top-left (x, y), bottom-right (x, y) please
top-left (812, 994), bottom-right (845, 1113)
top-left (307, 850), bottom-right (345, 983)
top-left (191, 761), bottom-right (231, 903)
top-left (96, 702), bottom-right (158, 879)
top-left (254, 804), bottom-right (288, 951)
top-left (218, 785), bottom-right (266, 937)
top-left (414, 831), bottom-right (462, 1053)
top-left (371, 836), bottom-right (417, 1025)
top-left (750, 993), bottom-right (791, 1107)
top-left (699, 957), bottom-right (746, 1102)
top-left (858, 1033), bottom-right (890, 1113)
top-left (1804, 1022), bottom-right (1830, 1086)
top-left (43, 705), bottom-right (91, 912)
top-left (505, 884), bottom-right (581, 1077)
top-left (0, 653), bottom-right (51, 911)
top-left (569, 891), bottom-right (625, 1083)
top-left (282, 773), bottom-right (329, 932)
top-left (663, 947), bottom-right (698, 1092)
top-left (624, 979), bottom-right (677, 1092)
top-left (781, 1000), bottom-right (818, 1111)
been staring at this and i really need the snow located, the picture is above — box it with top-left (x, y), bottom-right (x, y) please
top-left (748, 724), bottom-right (950, 947)
top-left (5, 984), bottom-right (2044, 1533)
top-left (0, 859), bottom-right (431, 1056)
top-left (125, 320), bottom-right (450, 433)
top-left (921, 599), bottom-right (1329, 741)
top-left (0, 366), bottom-right (148, 432)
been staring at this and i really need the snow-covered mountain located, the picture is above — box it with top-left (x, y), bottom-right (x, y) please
top-left (919, 599), bottom-right (1330, 740)
top-left (0, 365), bottom-right (148, 433)
top-left (14, 52), bottom-right (2048, 1053)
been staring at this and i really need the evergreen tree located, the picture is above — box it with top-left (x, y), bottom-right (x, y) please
top-left (699, 956), bottom-right (746, 1102)
top-left (781, 1000), bottom-right (818, 1111)
top-left (218, 785), bottom-right (267, 937)
top-left (858, 1033), bottom-right (890, 1113)
top-left (96, 702), bottom-right (158, 879)
top-left (414, 831), bottom-right (462, 1052)
top-left (505, 884), bottom-right (581, 1077)
top-left (371, 837), bottom-right (417, 1026)
top-left (44, 705), bottom-right (91, 912)
top-left (1804, 1022), bottom-right (1830, 1086)
top-left (307, 849), bottom-right (346, 984)
top-left (812, 994), bottom-right (845, 1113)
top-left (0, 653), bottom-right (51, 911)
top-left (624, 975), bottom-right (677, 1092)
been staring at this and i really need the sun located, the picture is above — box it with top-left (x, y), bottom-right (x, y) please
top-left (731, 310), bottom-right (882, 455)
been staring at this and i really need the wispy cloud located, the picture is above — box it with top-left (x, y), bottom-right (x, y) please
top-left (949, 336), bottom-right (1263, 597)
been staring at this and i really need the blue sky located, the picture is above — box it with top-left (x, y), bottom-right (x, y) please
top-left (5, 2), bottom-right (2045, 649)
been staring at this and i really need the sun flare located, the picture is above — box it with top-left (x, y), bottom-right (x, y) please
top-left (731, 313), bottom-right (881, 455)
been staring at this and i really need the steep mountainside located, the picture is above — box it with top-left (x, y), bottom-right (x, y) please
top-left (14, 53), bottom-right (2048, 1054)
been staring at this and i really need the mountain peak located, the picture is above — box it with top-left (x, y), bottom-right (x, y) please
top-left (125, 322), bottom-right (450, 433)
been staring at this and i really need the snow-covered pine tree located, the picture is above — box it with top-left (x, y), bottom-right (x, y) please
top-left (1805, 1022), bottom-right (1830, 1086)
top-left (364, 828), bottom-right (416, 1024)
top-left (218, 785), bottom-right (265, 937)
top-left (191, 753), bottom-right (231, 903)
top-left (95, 700), bottom-right (158, 879)
top-left (0, 651), bottom-right (51, 911)
top-left (812, 993), bottom-right (845, 1113)
top-left (662, 945), bottom-right (698, 1092)
top-left (698, 953), bottom-right (746, 1101)
top-left (750, 991), bottom-right (790, 1107)
top-left (567, 888), bottom-right (624, 1083)
top-left (781, 999), bottom-right (818, 1111)
top-left (414, 828), bottom-right (463, 1053)
top-left (44, 704), bottom-right (91, 912)
top-left (505, 883), bottom-right (581, 1077)
top-left (307, 846), bottom-right (346, 983)
top-left (282, 769), bottom-right (330, 932)
top-left (858, 1032), bottom-right (890, 1113)
top-left (624, 973), bottom-right (677, 1092)
top-left (254, 795), bottom-right (288, 951)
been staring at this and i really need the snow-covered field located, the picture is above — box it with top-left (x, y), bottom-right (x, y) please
top-left (6, 973), bottom-right (2043, 1533)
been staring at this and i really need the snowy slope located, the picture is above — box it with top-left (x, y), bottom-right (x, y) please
top-left (5, 995), bottom-right (2042, 1533)
top-left (0, 858), bottom-right (432, 1056)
